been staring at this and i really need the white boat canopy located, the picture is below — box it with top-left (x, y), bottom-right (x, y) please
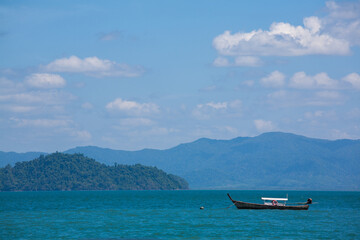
top-left (261, 197), bottom-right (288, 201)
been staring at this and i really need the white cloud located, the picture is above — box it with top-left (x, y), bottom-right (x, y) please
top-left (342, 73), bottom-right (360, 89)
top-left (324, 1), bottom-right (360, 46)
top-left (326, 1), bottom-right (360, 19)
top-left (221, 126), bottom-right (239, 135)
top-left (106, 98), bottom-right (159, 116)
top-left (193, 100), bottom-right (241, 120)
top-left (267, 89), bottom-right (344, 108)
top-left (241, 80), bottom-right (255, 87)
top-left (289, 72), bottom-right (313, 88)
top-left (205, 102), bottom-right (228, 110)
top-left (315, 91), bottom-right (341, 99)
top-left (1, 91), bottom-right (74, 105)
top-left (303, 16), bottom-right (322, 34)
top-left (26, 73), bottom-right (66, 88)
top-left (213, 57), bottom-right (230, 67)
top-left (304, 110), bottom-right (325, 119)
top-left (290, 72), bottom-right (339, 89)
top-left (0, 77), bottom-right (16, 88)
top-left (118, 118), bottom-right (154, 127)
top-left (0, 77), bottom-right (24, 94)
top-left (0, 75), bottom-right (76, 115)
top-left (228, 99), bottom-right (242, 108)
top-left (213, 56), bottom-right (262, 67)
top-left (329, 129), bottom-right (352, 140)
top-left (305, 91), bottom-right (343, 106)
top-left (99, 31), bottom-right (121, 41)
top-left (0, 105), bottom-right (36, 113)
top-left (145, 127), bottom-right (178, 136)
top-left (314, 72), bottom-right (339, 89)
top-left (45, 56), bottom-right (110, 72)
top-left (9, 117), bottom-right (92, 142)
top-left (71, 130), bottom-right (92, 141)
top-left (261, 71), bottom-right (285, 87)
top-left (213, 17), bottom-right (349, 57)
top-left (304, 110), bottom-right (338, 122)
top-left (211, 1), bottom-right (360, 69)
top-left (347, 108), bottom-right (360, 118)
top-left (234, 56), bottom-right (262, 67)
top-left (198, 100), bottom-right (242, 110)
top-left (10, 117), bottom-right (71, 128)
top-left (81, 102), bottom-right (93, 110)
top-left (0, 92), bottom-right (43, 103)
top-left (43, 56), bottom-right (144, 78)
top-left (213, 0), bottom-right (360, 60)
top-left (199, 85), bottom-right (220, 92)
top-left (254, 119), bottom-right (276, 132)
top-left (267, 90), bottom-right (288, 100)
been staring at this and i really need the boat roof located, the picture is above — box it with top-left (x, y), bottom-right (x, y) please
top-left (261, 197), bottom-right (288, 201)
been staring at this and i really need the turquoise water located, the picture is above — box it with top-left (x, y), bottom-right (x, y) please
top-left (1, 190), bottom-right (359, 239)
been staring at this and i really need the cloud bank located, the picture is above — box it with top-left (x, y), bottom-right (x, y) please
top-left (213, 17), bottom-right (349, 57)
top-left (213, 1), bottom-right (360, 66)
top-left (258, 70), bottom-right (359, 91)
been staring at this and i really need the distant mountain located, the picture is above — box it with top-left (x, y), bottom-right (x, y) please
top-left (0, 151), bottom-right (46, 167)
top-left (64, 132), bottom-right (360, 190)
top-left (1, 132), bottom-right (359, 190)
top-left (0, 152), bottom-right (188, 191)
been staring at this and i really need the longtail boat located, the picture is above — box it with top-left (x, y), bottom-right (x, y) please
top-left (227, 193), bottom-right (311, 210)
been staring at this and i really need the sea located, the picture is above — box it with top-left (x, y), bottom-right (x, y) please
top-left (1, 190), bottom-right (359, 239)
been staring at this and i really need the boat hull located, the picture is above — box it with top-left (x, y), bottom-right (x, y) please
top-left (227, 194), bottom-right (309, 210)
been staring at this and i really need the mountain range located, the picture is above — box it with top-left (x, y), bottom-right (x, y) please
top-left (1, 132), bottom-right (359, 190)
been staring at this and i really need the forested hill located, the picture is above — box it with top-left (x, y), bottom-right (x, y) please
top-left (0, 153), bottom-right (188, 191)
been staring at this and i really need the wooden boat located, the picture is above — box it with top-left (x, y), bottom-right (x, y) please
top-left (227, 193), bottom-right (310, 210)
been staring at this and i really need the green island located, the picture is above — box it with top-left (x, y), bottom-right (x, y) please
top-left (0, 152), bottom-right (188, 191)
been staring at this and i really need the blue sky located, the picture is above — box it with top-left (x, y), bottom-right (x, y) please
top-left (1, 0), bottom-right (360, 152)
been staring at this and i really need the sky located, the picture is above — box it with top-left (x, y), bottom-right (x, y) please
top-left (0, 0), bottom-right (360, 153)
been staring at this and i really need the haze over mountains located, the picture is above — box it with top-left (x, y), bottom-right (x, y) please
top-left (1, 132), bottom-right (359, 190)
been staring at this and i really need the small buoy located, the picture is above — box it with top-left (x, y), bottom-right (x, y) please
top-left (200, 206), bottom-right (204, 210)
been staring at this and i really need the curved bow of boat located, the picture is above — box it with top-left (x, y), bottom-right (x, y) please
top-left (227, 193), bottom-right (235, 202)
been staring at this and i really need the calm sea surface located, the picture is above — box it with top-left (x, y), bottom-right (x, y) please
top-left (1, 190), bottom-right (359, 239)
